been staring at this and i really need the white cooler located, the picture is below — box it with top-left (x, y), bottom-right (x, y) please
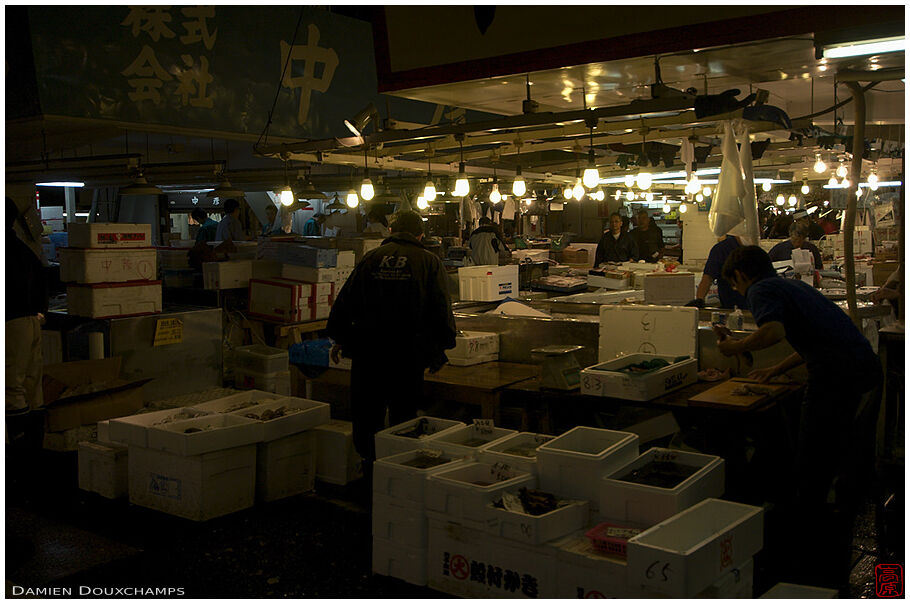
top-left (580, 305), bottom-right (698, 401)
top-left (458, 265), bottom-right (519, 301)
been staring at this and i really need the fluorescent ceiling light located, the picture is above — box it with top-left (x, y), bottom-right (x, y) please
top-left (824, 180), bottom-right (902, 189)
top-left (36, 182), bottom-right (85, 187)
top-left (822, 36), bottom-right (904, 59)
top-left (599, 168), bottom-right (721, 185)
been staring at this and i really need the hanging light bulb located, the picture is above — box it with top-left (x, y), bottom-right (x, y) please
top-left (813, 154), bottom-right (827, 173)
top-left (625, 190), bottom-right (635, 202)
top-left (454, 162), bottom-right (469, 197)
top-left (842, 178), bottom-right (851, 189)
top-left (512, 165), bottom-right (526, 197)
top-left (563, 185), bottom-right (572, 199)
top-left (702, 186), bottom-right (712, 197)
top-left (662, 203), bottom-right (671, 214)
top-left (582, 150), bottom-right (599, 189)
top-left (572, 178), bottom-right (585, 201)
top-left (761, 182), bottom-right (772, 192)
top-left (869, 180), bottom-right (879, 191)
top-left (524, 198), bottom-right (533, 206)
top-left (856, 188), bottom-right (863, 198)
top-left (279, 185), bottom-right (295, 207)
top-left (823, 200), bottom-right (829, 207)
top-left (827, 175), bottom-right (839, 187)
top-left (696, 193), bottom-right (704, 202)
top-left (800, 181), bottom-right (810, 195)
top-left (360, 177), bottom-right (374, 201)
top-left (788, 195), bottom-right (797, 207)
top-left (416, 195), bottom-right (428, 210)
top-left (489, 183), bottom-right (502, 204)
top-left (345, 189), bottom-right (359, 208)
top-left (645, 192), bottom-right (654, 202)
top-left (423, 178), bottom-right (437, 202)
top-left (623, 174), bottom-right (635, 188)
top-left (636, 170), bottom-right (652, 190)
top-left (689, 173), bottom-right (701, 191)
top-left (679, 202), bottom-right (688, 214)
top-left (613, 189), bottom-right (622, 201)
top-left (775, 194), bottom-right (785, 206)
top-left (836, 162), bottom-right (848, 179)
top-left (867, 170), bottom-right (879, 185)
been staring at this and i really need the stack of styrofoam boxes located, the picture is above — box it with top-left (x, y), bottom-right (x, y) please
top-left (457, 265), bottom-right (520, 301)
top-left (312, 420), bottom-right (363, 486)
top-left (680, 209), bottom-right (717, 264)
top-left (428, 423), bottom-right (518, 460)
top-left (232, 344), bottom-right (291, 396)
top-left (61, 223), bottom-right (161, 318)
top-left (447, 331), bottom-right (500, 366)
top-left (157, 247), bottom-right (194, 288)
top-left (332, 249), bottom-right (355, 292)
top-left (78, 420), bottom-right (128, 499)
top-left (217, 395), bottom-right (331, 502)
top-left (642, 272), bottom-right (696, 305)
top-left (536, 426), bottom-right (640, 514)
top-left (374, 416), bottom-right (466, 459)
top-left (248, 278), bottom-right (334, 322)
top-left (337, 236), bottom-right (383, 265)
top-left (203, 259), bottom-right (253, 289)
top-left (832, 226), bottom-right (873, 257)
top-left (109, 403), bottom-right (260, 521)
top-left (372, 448), bottom-right (468, 586)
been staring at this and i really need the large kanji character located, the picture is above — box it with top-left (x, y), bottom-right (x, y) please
top-left (503, 570), bottom-right (520, 593)
top-left (180, 6), bottom-right (217, 49)
top-left (469, 561), bottom-right (486, 584)
top-left (121, 45), bottom-right (173, 104)
top-left (521, 574), bottom-right (539, 598)
top-left (486, 565), bottom-right (503, 589)
top-left (174, 54), bottom-right (214, 108)
top-left (279, 24), bottom-right (338, 126)
top-left (121, 6), bottom-right (176, 41)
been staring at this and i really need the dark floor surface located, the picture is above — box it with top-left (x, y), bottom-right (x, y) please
top-left (5, 446), bottom-right (904, 599)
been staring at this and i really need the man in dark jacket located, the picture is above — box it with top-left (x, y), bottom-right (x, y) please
top-left (631, 210), bottom-right (664, 262)
top-left (717, 245), bottom-right (881, 591)
top-left (6, 197), bottom-right (49, 449)
top-left (327, 211), bottom-right (457, 470)
top-left (594, 212), bottom-right (638, 266)
top-left (768, 222), bottom-right (823, 269)
top-left (468, 217), bottom-right (510, 266)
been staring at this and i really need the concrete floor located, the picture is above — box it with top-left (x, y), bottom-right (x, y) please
top-left (5, 447), bottom-right (903, 599)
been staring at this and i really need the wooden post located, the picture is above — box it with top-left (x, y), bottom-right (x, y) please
top-left (844, 81), bottom-right (866, 326)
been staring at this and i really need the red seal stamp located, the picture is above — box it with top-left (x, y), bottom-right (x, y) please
top-left (876, 564), bottom-right (903, 598)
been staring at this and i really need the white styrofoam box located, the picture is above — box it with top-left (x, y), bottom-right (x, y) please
top-left (127, 444), bottom-right (256, 521)
top-left (58, 247), bottom-right (157, 284)
top-left (537, 427), bottom-right (639, 505)
top-left (458, 264), bottom-right (520, 301)
top-left (424, 462), bottom-right (536, 526)
top-left (259, 241), bottom-right (338, 267)
top-left (587, 271), bottom-right (631, 290)
top-left (447, 352), bottom-right (497, 367)
top-left (512, 249), bottom-right (550, 263)
top-left (280, 264), bottom-right (338, 283)
top-left (600, 447), bottom-right (725, 527)
top-left (486, 499), bottom-right (589, 546)
top-left (759, 582), bottom-right (838, 598)
top-left (626, 498), bottom-right (764, 597)
top-left (97, 420), bottom-right (111, 443)
top-left (332, 268), bottom-right (353, 290)
top-left (430, 424), bottom-right (518, 459)
top-left (202, 260), bottom-right (253, 290)
top-left (66, 281), bottom-right (162, 319)
top-left (191, 390), bottom-right (284, 414)
top-left (256, 430), bottom-right (316, 502)
top-left (229, 397), bottom-right (330, 441)
top-left (157, 248), bottom-right (191, 269)
top-left (697, 557), bottom-right (753, 598)
top-left (582, 304), bottom-right (698, 401)
top-left (479, 432), bottom-right (554, 476)
top-left (78, 440), bottom-right (128, 499)
top-left (580, 354), bottom-right (698, 401)
top-left (448, 331), bottom-right (500, 367)
top-left (427, 515), bottom-right (558, 598)
top-left (374, 416), bottom-right (466, 459)
top-left (373, 491), bottom-right (428, 548)
top-left (234, 344), bottom-right (289, 374)
top-left (311, 303), bottom-right (331, 320)
top-left (337, 236), bottom-right (383, 263)
top-left (372, 536), bottom-right (427, 586)
top-left (108, 407), bottom-right (216, 448)
top-left (643, 272), bottom-right (695, 305)
top-left (312, 420), bottom-right (363, 485)
top-left (146, 413), bottom-right (262, 456)
top-left (67, 222), bottom-right (152, 248)
top-left (336, 249), bottom-right (355, 268)
top-left (248, 278), bottom-right (334, 322)
top-left (251, 259), bottom-right (282, 279)
top-left (373, 448), bottom-right (468, 507)
top-left (234, 368), bottom-right (291, 395)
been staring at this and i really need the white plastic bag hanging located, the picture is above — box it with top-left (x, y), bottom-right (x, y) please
top-left (708, 122), bottom-right (746, 237)
top-left (732, 123), bottom-right (761, 245)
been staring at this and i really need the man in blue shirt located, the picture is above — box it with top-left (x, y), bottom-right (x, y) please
top-left (768, 222), bottom-right (823, 269)
top-left (191, 208), bottom-right (218, 243)
top-left (215, 198), bottom-right (246, 242)
top-left (689, 235), bottom-right (749, 309)
top-left (717, 245), bottom-right (881, 592)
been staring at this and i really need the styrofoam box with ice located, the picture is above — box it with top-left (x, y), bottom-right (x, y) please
top-left (536, 426), bottom-right (639, 506)
top-left (429, 424), bottom-right (517, 460)
top-left (191, 390), bottom-right (285, 414)
top-left (373, 448), bottom-right (467, 507)
top-left (485, 499), bottom-right (589, 546)
top-left (478, 432), bottom-right (554, 476)
top-left (146, 413), bottom-right (262, 457)
top-left (228, 397), bottom-right (330, 442)
top-left (374, 416), bottom-right (466, 459)
top-left (600, 447), bottom-right (725, 527)
top-left (424, 462), bottom-right (536, 526)
top-left (107, 407), bottom-right (216, 447)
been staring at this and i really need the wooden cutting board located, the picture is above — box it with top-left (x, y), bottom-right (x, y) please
top-left (688, 378), bottom-right (791, 411)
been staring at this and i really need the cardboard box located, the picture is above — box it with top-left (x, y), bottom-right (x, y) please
top-left (58, 247), bottom-right (157, 283)
top-left (203, 260), bottom-right (253, 290)
top-left (248, 278), bottom-right (335, 322)
top-left (67, 223), bottom-right (152, 248)
top-left (259, 242), bottom-right (337, 267)
top-left (42, 357), bottom-right (149, 432)
top-left (643, 272), bottom-right (695, 305)
top-left (280, 265), bottom-right (338, 283)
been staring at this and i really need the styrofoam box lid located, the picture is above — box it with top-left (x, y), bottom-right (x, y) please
top-left (429, 461), bottom-right (531, 488)
top-left (374, 447), bottom-right (463, 473)
top-left (379, 416), bottom-right (465, 439)
top-left (147, 413), bottom-right (262, 455)
top-left (236, 344), bottom-right (288, 360)
top-left (483, 432), bottom-right (554, 459)
top-left (107, 407), bottom-right (215, 446)
top-left (599, 305), bottom-right (697, 360)
top-left (433, 425), bottom-right (517, 448)
top-left (538, 426), bottom-right (638, 459)
top-left (192, 390), bottom-right (284, 413)
top-left (228, 397), bottom-right (330, 441)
